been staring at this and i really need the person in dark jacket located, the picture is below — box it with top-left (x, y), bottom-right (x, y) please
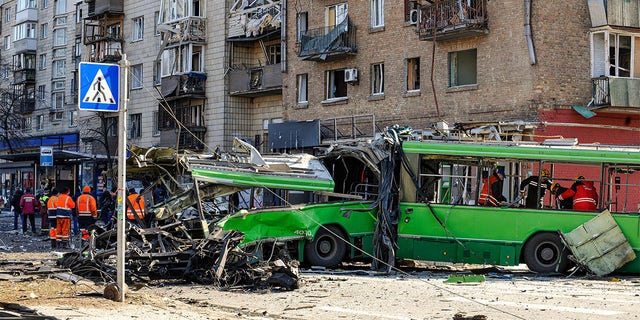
top-left (550, 182), bottom-right (572, 209)
top-left (519, 168), bottom-right (552, 208)
top-left (20, 188), bottom-right (40, 234)
top-left (10, 188), bottom-right (23, 231)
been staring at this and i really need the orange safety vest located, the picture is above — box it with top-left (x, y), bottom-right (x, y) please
top-left (55, 193), bottom-right (75, 217)
top-left (126, 194), bottom-right (145, 220)
top-left (47, 195), bottom-right (58, 216)
top-left (77, 193), bottom-right (98, 217)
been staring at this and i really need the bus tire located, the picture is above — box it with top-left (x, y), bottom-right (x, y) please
top-left (304, 225), bottom-right (346, 268)
top-left (523, 232), bottom-right (570, 273)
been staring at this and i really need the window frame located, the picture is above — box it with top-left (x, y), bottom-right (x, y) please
top-left (296, 73), bottom-right (308, 104)
top-left (132, 16), bottom-right (144, 42)
top-left (325, 69), bottom-right (348, 101)
top-left (448, 48), bottom-right (478, 87)
top-left (370, 0), bottom-right (384, 28)
top-left (296, 12), bottom-right (308, 43)
top-left (129, 113), bottom-right (142, 139)
top-left (406, 57), bottom-right (420, 92)
top-left (130, 64), bottom-right (143, 89)
top-left (371, 62), bottom-right (384, 96)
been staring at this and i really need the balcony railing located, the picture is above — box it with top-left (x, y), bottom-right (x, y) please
top-left (320, 114), bottom-right (376, 142)
top-left (160, 73), bottom-right (207, 99)
top-left (228, 63), bottom-right (282, 97)
top-left (298, 17), bottom-right (357, 61)
top-left (592, 76), bottom-right (640, 108)
top-left (13, 69), bottom-right (35, 83)
top-left (17, 98), bottom-right (35, 114)
top-left (418, 0), bottom-right (488, 41)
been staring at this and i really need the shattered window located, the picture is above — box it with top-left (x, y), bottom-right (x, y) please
top-left (296, 74), bottom-right (308, 104)
top-left (406, 57), bottom-right (420, 91)
top-left (608, 33), bottom-right (632, 78)
top-left (325, 69), bottom-right (347, 100)
top-left (161, 0), bottom-right (186, 22)
top-left (371, 63), bottom-right (384, 95)
top-left (129, 113), bottom-right (142, 139)
top-left (327, 3), bottom-right (348, 28)
top-left (448, 48), bottom-right (477, 87)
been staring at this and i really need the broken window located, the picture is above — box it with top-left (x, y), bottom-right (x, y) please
top-left (591, 31), bottom-right (639, 79)
top-left (326, 69), bottom-right (348, 100)
top-left (161, 44), bottom-right (204, 75)
top-left (297, 74), bottom-right (308, 104)
top-left (22, 117), bottom-right (32, 131)
top-left (370, 0), bottom-right (384, 28)
top-left (176, 104), bottom-right (203, 127)
top-left (296, 12), bottom-right (307, 43)
top-left (129, 113), bottom-right (142, 139)
top-left (448, 48), bottom-right (477, 87)
top-left (13, 53), bottom-right (36, 70)
top-left (327, 3), bottom-right (348, 28)
top-left (132, 16), bottom-right (144, 41)
top-left (160, 0), bottom-right (186, 23)
top-left (130, 64), bottom-right (143, 89)
top-left (371, 63), bottom-right (384, 96)
top-left (406, 57), bottom-right (420, 91)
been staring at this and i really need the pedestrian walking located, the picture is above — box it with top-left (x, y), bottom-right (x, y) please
top-left (11, 188), bottom-right (24, 231)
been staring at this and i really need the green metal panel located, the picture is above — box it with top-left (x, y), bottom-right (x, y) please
top-left (402, 141), bottom-right (640, 165)
top-left (191, 167), bottom-right (335, 192)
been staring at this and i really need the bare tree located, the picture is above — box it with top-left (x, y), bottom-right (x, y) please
top-left (79, 111), bottom-right (118, 174)
top-left (0, 79), bottom-right (33, 154)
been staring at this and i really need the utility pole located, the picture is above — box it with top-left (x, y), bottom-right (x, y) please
top-left (116, 55), bottom-right (129, 302)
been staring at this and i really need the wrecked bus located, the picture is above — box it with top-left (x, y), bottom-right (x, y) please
top-left (215, 137), bottom-right (640, 274)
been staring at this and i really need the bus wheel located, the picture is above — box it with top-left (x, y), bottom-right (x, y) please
top-left (304, 225), bottom-right (346, 268)
top-left (523, 232), bottom-right (570, 273)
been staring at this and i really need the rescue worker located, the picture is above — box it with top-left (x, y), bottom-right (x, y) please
top-left (39, 190), bottom-right (50, 235)
top-left (478, 168), bottom-right (507, 206)
top-left (559, 176), bottom-right (598, 211)
top-left (99, 187), bottom-right (117, 227)
top-left (126, 188), bottom-right (145, 226)
top-left (76, 186), bottom-right (97, 241)
top-left (518, 168), bottom-right (552, 209)
top-left (19, 188), bottom-right (40, 234)
top-left (550, 182), bottom-right (572, 209)
top-left (47, 189), bottom-right (59, 248)
top-left (55, 187), bottom-right (76, 248)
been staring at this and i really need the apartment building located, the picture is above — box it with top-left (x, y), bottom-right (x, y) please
top-left (282, 0), bottom-right (640, 146)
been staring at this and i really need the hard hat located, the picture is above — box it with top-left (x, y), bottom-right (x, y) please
top-left (550, 182), bottom-right (560, 192)
top-left (83, 185), bottom-right (91, 193)
top-left (541, 169), bottom-right (550, 177)
top-left (576, 175), bottom-right (585, 181)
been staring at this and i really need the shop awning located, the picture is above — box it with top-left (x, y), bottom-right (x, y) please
top-left (0, 150), bottom-right (105, 164)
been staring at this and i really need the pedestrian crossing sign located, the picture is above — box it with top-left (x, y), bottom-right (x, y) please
top-left (79, 62), bottom-right (120, 112)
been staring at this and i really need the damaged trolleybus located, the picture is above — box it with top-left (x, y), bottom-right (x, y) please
top-left (215, 137), bottom-right (640, 274)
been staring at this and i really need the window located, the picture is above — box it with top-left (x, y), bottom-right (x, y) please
top-left (296, 12), bottom-right (307, 43)
top-left (54, 16), bottom-right (67, 26)
top-left (39, 54), bottom-right (47, 70)
top-left (69, 110), bottom-right (77, 127)
top-left (297, 74), bottom-right (308, 104)
top-left (14, 23), bottom-right (37, 40)
top-left (591, 31), bottom-right (638, 78)
top-left (13, 53), bottom-right (35, 70)
top-left (51, 92), bottom-right (64, 109)
top-left (74, 37), bottom-right (81, 57)
top-left (22, 117), bottom-right (32, 131)
top-left (327, 3), bottom-right (348, 28)
top-left (406, 57), bottom-right (420, 91)
top-left (5, 8), bottom-right (10, 23)
top-left (129, 113), bottom-right (141, 138)
top-left (38, 85), bottom-right (45, 100)
top-left (267, 44), bottom-right (281, 65)
top-left (53, 60), bottom-right (66, 78)
top-left (191, 46), bottom-right (202, 71)
top-left (53, 111), bottom-right (63, 121)
top-left (40, 23), bottom-right (48, 39)
top-left (130, 64), bottom-right (143, 89)
top-left (41, 0), bottom-right (48, 9)
top-left (448, 48), bottom-right (477, 87)
top-left (54, 0), bottom-right (66, 15)
top-left (53, 28), bottom-right (67, 46)
top-left (161, 44), bottom-right (203, 75)
top-left (36, 114), bottom-right (44, 130)
top-left (371, 63), bottom-right (384, 95)
top-left (154, 60), bottom-right (162, 85)
top-left (370, 0), bottom-right (384, 28)
top-left (132, 16), bottom-right (144, 41)
top-left (152, 111), bottom-right (160, 136)
top-left (154, 11), bottom-right (160, 36)
top-left (75, 5), bottom-right (82, 23)
top-left (3, 36), bottom-right (10, 50)
top-left (1, 66), bottom-right (9, 79)
top-left (53, 48), bottom-right (66, 58)
top-left (17, 0), bottom-right (37, 11)
top-left (325, 69), bottom-right (348, 100)
top-left (53, 80), bottom-right (65, 90)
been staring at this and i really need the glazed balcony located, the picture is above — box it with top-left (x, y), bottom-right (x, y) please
top-left (298, 17), bottom-right (357, 61)
top-left (228, 63), bottom-right (282, 97)
top-left (13, 38), bottom-right (37, 53)
top-left (592, 77), bottom-right (640, 108)
top-left (418, 0), bottom-right (489, 41)
top-left (86, 0), bottom-right (123, 17)
top-left (13, 68), bottom-right (35, 84)
top-left (16, 98), bottom-right (35, 114)
top-left (15, 8), bottom-right (37, 24)
top-left (160, 73), bottom-right (207, 100)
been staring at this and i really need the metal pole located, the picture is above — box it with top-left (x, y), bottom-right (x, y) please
top-left (116, 55), bottom-right (129, 302)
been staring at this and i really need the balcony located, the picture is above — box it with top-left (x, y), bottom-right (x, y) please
top-left (159, 126), bottom-right (206, 151)
top-left (86, 0), bottom-right (123, 17)
top-left (16, 98), bottom-right (35, 114)
top-left (13, 68), bottom-right (35, 83)
top-left (320, 114), bottom-right (377, 143)
top-left (13, 38), bottom-right (37, 53)
top-left (418, 0), bottom-right (488, 41)
top-left (228, 0), bottom-right (281, 39)
top-left (228, 63), bottom-right (281, 97)
top-left (160, 73), bottom-right (207, 100)
top-left (15, 8), bottom-right (37, 24)
top-left (298, 17), bottom-right (357, 61)
top-left (592, 77), bottom-right (640, 108)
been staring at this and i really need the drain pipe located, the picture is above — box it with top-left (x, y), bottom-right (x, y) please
top-left (524, 0), bottom-right (537, 65)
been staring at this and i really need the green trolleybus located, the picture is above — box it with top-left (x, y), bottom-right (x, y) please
top-left (216, 138), bottom-right (640, 274)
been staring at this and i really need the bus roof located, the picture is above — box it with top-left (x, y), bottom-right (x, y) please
top-left (402, 140), bottom-right (640, 165)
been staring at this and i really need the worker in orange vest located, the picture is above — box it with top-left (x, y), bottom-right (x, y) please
top-left (76, 186), bottom-right (97, 241)
top-left (55, 187), bottom-right (75, 248)
top-left (47, 189), bottom-right (59, 249)
top-left (126, 188), bottom-right (146, 226)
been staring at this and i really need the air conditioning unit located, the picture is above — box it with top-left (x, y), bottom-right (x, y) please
top-left (409, 9), bottom-right (419, 25)
top-left (344, 68), bottom-right (358, 83)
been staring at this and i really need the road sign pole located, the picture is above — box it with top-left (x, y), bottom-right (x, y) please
top-left (116, 55), bottom-right (129, 302)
